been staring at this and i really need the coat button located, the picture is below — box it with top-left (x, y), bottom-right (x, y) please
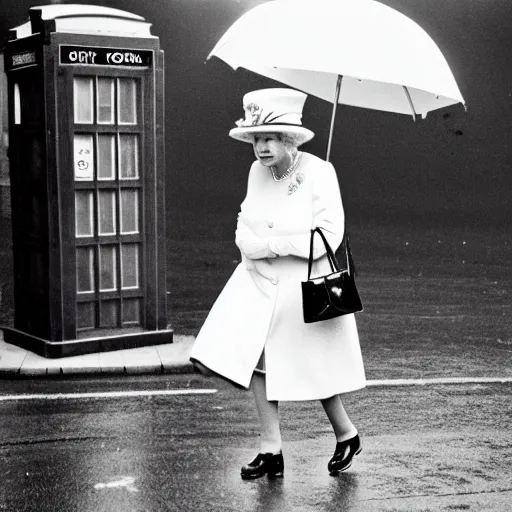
top-left (268, 220), bottom-right (274, 228)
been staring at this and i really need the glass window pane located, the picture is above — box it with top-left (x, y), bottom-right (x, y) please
top-left (121, 244), bottom-right (139, 289)
top-left (98, 191), bottom-right (116, 235)
top-left (97, 78), bottom-right (114, 124)
top-left (99, 245), bottom-right (117, 291)
top-left (119, 135), bottom-right (139, 179)
top-left (120, 189), bottom-right (139, 233)
top-left (75, 191), bottom-right (93, 237)
top-left (73, 77), bottom-right (93, 124)
top-left (118, 78), bottom-right (137, 124)
top-left (74, 135), bottom-right (94, 180)
top-left (100, 301), bottom-right (119, 327)
top-left (97, 135), bottom-right (115, 180)
top-left (77, 302), bottom-right (95, 330)
top-left (76, 247), bottom-right (94, 293)
top-left (14, 83), bottom-right (21, 124)
top-left (123, 298), bottom-right (141, 325)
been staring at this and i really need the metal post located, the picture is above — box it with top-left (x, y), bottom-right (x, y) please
top-left (326, 74), bottom-right (343, 162)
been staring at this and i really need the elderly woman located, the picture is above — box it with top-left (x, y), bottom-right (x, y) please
top-left (190, 88), bottom-right (366, 479)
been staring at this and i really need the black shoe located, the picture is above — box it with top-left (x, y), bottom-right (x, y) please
top-left (328, 434), bottom-right (362, 474)
top-left (241, 452), bottom-right (284, 480)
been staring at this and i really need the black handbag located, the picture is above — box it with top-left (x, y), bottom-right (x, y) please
top-left (301, 227), bottom-right (363, 323)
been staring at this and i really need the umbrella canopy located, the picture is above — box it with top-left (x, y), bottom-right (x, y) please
top-left (208, 0), bottom-right (465, 158)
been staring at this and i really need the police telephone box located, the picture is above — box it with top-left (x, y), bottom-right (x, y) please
top-left (2, 5), bottom-right (171, 357)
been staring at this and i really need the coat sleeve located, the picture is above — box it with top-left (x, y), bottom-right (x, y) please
top-left (268, 161), bottom-right (345, 260)
top-left (235, 162), bottom-right (277, 260)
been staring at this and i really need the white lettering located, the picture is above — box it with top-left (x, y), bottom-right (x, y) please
top-left (111, 52), bottom-right (124, 64)
top-left (68, 50), bottom-right (97, 64)
top-left (104, 51), bottom-right (144, 65)
top-left (12, 52), bottom-right (36, 67)
top-left (68, 49), bottom-right (146, 66)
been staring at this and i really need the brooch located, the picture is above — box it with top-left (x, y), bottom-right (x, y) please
top-left (288, 171), bottom-right (305, 195)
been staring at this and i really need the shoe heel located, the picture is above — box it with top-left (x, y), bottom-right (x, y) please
top-left (268, 468), bottom-right (284, 479)
top-left (267, 456), bottom-right (284, 479)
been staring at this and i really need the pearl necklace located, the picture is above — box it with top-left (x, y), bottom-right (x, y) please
top-left (270, 152), bottom-right (302, 182)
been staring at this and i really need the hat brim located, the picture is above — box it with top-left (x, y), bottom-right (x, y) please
top-left (229, 125), bottom-right (315, 146)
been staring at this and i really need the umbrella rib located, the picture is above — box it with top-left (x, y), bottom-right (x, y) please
top-left (403, 86), bottom-right (417, 122)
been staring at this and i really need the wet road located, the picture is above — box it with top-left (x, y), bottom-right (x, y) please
top-left (1, 375), bottom-right (511, 511)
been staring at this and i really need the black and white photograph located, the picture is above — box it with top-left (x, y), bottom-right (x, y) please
top-left (0, 0), bottom-right (511, 510)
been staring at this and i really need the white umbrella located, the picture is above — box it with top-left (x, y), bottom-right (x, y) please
top-left (208, 0), bottom-right (465, 160)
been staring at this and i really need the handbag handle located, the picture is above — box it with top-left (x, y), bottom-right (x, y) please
top-left (308, 228), bottom-right (351, 281)
top-left (308, 228), bottom-right (355, 281)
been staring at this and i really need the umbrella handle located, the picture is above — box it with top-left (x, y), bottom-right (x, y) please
top-left (326, 74), bottom-right (343, 162)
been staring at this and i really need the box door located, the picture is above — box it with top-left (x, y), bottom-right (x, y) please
top-left (72, 74), bottom-right (144, 334)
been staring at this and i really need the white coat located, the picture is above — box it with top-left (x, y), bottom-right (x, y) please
top-left (189, 152), bottom-right (366, 401)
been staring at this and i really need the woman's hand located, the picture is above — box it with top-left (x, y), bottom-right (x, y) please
top-left (235, 215), bottom-right (276, 260)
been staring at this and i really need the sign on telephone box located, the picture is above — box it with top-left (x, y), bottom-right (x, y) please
top-left (3, 5), bottom-right (171, 357)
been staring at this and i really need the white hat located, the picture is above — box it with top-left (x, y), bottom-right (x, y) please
top-left (229, 88), bottom-right (315, 146)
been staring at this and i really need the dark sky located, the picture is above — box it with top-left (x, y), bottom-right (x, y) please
top-left (1, 0), bottom-right (511, 239)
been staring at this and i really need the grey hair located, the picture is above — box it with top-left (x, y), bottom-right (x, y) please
top-left (279, 133), bottom-right (301, 150)
top-left (250, 132), bottom-right (301, 151)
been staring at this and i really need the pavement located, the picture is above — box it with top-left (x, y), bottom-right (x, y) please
top-left (2, 374), bottom-right (511, 511)
top-left (3, 331), bottom-right (512, 386)
top-left (0, 330), bottom-right (197, 377)
top-left (2, 330), bottom-right (512, 511)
